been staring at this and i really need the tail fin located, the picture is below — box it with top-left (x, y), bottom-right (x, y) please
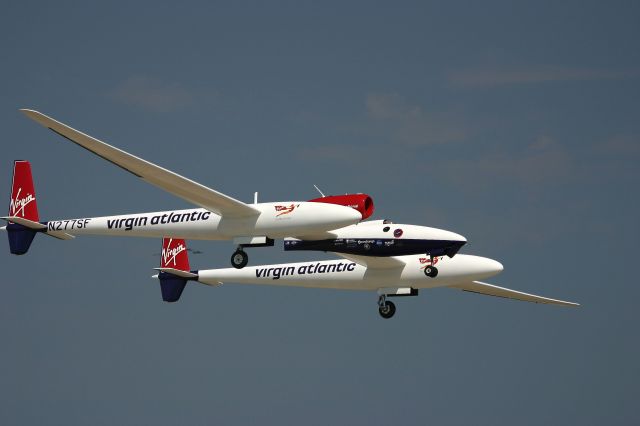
top-left (155, 237), bottom-right (197, 302)
top-left (6, 161), bottom-right (40, 254)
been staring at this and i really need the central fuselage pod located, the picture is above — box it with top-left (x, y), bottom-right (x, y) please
top-left (286, 220), bottom-right (467, 258)
top-left (43, 202), bottom-right (363, 240)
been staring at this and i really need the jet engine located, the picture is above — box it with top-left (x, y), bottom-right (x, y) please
top-left (308, 194), bottom-right (374, 220)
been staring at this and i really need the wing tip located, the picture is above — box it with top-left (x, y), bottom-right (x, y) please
top-left (20, 109), bottom-right (46, 122)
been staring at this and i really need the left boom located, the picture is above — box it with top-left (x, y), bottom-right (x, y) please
top-left (3, 110), bottom-right (370, 268)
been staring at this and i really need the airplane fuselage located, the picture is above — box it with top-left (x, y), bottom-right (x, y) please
top-left (195, 254), bottom-right (503, 291)
top-left (42, 201), bottom-right (363, 240)
top-left (286, 220), bottom-right (467, 258)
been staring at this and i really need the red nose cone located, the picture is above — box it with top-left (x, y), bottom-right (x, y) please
top-left (308, 194), bottom-right (375, 220)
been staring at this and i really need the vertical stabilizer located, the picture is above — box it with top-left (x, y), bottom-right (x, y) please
top-left (158, 237), bottom-right (191, 302)
top-left (7, 161), bottom-right (40, 254)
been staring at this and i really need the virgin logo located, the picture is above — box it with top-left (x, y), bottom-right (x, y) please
top-left (162, 239), bottom-right (186, 266)
top-left (419, 257), bottom-right (439, 267)
top-left (275, 204), bottom-right (298, 217)
top-left (10, 188), bottom-right (35, 217)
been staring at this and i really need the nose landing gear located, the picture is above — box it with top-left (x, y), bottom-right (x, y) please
top-left (423, 254), bottom-right (438, 278)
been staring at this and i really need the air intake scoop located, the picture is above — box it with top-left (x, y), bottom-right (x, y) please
top-left (308, 194), bottom-right (374, 220)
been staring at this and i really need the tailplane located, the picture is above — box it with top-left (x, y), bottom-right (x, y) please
top-left (154, 237), bottom-right (197, 302)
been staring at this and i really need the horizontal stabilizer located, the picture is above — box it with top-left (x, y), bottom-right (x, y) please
top-left (153, 267), bottom-right (198, 279)
top-left (1, 216), bottom-right (46, 230)
top-left (46, 231), bottom-right (75, 240)
top-left (449, 281), bottom-right (579, 307)
top-left (1, 217), bottom-right (74, 240)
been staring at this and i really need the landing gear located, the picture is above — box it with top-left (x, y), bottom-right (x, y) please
top-left (424, 254), bottom-right (438, 278)
top-left (230, 237), bottom-right (275, 269)
top-left (424, 265), bottom-right (438, 278)
top-left (231, 249), bottom-right (248, 269)
top-left (378, 295), bottom-right (396, 319)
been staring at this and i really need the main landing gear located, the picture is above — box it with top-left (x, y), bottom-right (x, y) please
top-left (423, 254), bottom-right (438, 278)
top-left (231, 248), bottom-right (249, 269)
top-left (378, 295), bottom-right (396, 319)
top-left (376, 289), bottom-right (419, 319)
top-left (230, 237), bottom-right (275, 269)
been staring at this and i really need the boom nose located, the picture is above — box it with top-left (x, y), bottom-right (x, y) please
top-left (335, 204), bottom-right (364, 222)
top-left (479, 257), bottom-right (503, 276)
top-left (488, 258), bottom-right (504, 274)
top-left (462, 255), bottom-right (504, 280)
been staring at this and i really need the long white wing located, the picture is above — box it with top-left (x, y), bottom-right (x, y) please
top-left (21, 109), bottom-right (260, 218)
top-left (449, 281), bottom-right (579, 307)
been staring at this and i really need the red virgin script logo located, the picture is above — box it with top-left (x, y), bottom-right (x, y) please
top-left (10, 188), bottom-right (35, 217)
top-left (419, 257), bottom-right (440, 269)
top-left (275, 204), bottom-right (299, 217)
top-left (162, 239), bottom-right (186, 267)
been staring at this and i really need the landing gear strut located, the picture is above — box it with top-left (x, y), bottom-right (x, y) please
top-left (229, 237), bottom-right (275, 269)
top-left (378, 295), bottom-right (396, 319)
top-left (424, 254), bottom-right (438, 278)
top-left (231, 248), bottom-right (248, 269)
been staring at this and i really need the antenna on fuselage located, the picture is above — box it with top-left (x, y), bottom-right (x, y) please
top-left (254, 192), bottom-right (258, 204)
top-left (313, 184), bottom-right (326, 198)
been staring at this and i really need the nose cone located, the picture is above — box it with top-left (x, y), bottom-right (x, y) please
top-left (430, 228), bottom-right (467, 257)
top-left (425, 227), bottom-right (467, 243)
top-left (486, 258), bottom-right (504, 274)
top-left (449, 230), bottom-right (467, 243)
top-left (472, 256), bottom-right (503, 279)
top-left (324, 202), bottom-right (363, 224)
top-left (442, 230), bottom-right (467, 247)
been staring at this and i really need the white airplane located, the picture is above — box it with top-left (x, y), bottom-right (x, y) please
top-left (4, 109), bottom-right (470, 269)
top-left (2, 110), bottom-right (385, 268)
top-left (155, 237), bottom-right (579, 318)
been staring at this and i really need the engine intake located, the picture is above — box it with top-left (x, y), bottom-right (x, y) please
top-left (308, 193), bottom-right (374, 220)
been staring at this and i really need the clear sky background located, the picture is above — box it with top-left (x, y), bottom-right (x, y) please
top-left (1, 1), bottom-right (639, 425)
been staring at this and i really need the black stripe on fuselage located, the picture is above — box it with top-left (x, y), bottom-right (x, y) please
top-left (284, 238), bottom-right (466, 257)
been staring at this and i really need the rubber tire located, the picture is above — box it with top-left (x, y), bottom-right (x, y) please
top-left (378, 300), bottom-right (396, 319)
top-left (424, 265), bottom-right (438, 278)
top-left (231, 250), bottom-right (249, 269)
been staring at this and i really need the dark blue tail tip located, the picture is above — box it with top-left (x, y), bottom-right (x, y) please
top-left (7, 224), bottom-right (37, 255)
top-left (159, 273), bottom-right (188, 302)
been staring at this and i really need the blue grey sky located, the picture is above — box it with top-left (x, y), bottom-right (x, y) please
top-left (2, 1), bottom-right (639, 425)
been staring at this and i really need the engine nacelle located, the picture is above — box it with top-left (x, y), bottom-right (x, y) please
top-left (308, 193), bottom-right (374, 220)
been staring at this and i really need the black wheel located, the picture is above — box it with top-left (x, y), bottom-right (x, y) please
top-left (231, 250), bottom-right (248, 269)
top-left (378, 300), bottom-right (396, 319)
top-left (424, 265), bottom-right (438, 278)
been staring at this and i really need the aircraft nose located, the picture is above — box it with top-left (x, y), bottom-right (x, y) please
top-left (489, 258), bottom-right (504, 274)
top-left (336, 204), bottom-right (364, 222)
top-left (441, 230), bottom-right (467, 256)
top-left (481, 257), bottom-right (503, 275)
top-left (447, 230), bottom-right (467, 243)
top-left (348, 206), bottom-right (364, 221)
top-left (464, 256), bottom-right (504, 279)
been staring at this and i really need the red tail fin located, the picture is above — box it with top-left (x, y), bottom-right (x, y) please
top-left (9, 160), bottom-right (39, 221)
top-left (161, 237), bottom-right (190, 271)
